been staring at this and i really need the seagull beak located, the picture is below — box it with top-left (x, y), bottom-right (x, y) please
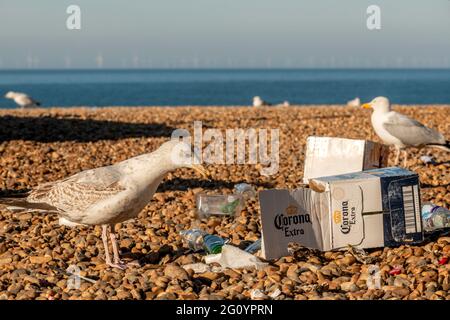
top-left (361, 103), bottom-right (372, 109)
top-left (191, 164), bottom-right (210, 179)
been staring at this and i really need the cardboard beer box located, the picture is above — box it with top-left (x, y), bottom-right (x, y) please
top-left (259, 167), bottom-right (423, 260)
top-left (303, 136), bottom-right (389, 184)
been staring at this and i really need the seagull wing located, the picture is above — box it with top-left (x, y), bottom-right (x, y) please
top-left (27, 166), bottom-right (126, 213)
top-left (382, 112), bottom-right (445, 147)
top-left (14, 94), bottom-right (39, 107)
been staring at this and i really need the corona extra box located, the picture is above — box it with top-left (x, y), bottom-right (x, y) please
top-left (259, 167), bottom-right (423, 260)
top-left (303, 136), bottom-right (389, 184)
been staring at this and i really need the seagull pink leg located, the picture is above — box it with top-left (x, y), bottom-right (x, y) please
top-left (109, 226), bottom-right (125, 267)
top-left (109, 225), bottom-right (140, 269)
top-left (102, 224), bottom-right (125, 270)
top-left (101, 225), bottom-right (113, 266)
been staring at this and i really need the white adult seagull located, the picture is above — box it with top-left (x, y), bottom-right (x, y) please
top-left (5, 91), bottom-right (41, 108)
top-left (362, 96), bottom-right (449, 166)
top-left (253, 96), bottom-right (272, 107)
top-left (0, 140), bottom-right (209, 269)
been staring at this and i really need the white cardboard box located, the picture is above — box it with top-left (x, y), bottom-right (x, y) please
top-left (303, 136), bottom-right (389, 184)
top-left (259, 167), bottom-right (423, 260)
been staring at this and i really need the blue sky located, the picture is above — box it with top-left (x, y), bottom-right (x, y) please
top-left (1, 0), bottom-right (450, 68)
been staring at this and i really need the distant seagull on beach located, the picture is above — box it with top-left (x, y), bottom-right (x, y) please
top-left (5, 91), bottom-right (41, 108)
top-left (253, 96), bottom-right (272, 107)
top-left (0, 140), bottom-right (209, 269)
top-left (362, 96), bottom-right (449, 166)
top-left (347, 97), bottom-right (361, 108)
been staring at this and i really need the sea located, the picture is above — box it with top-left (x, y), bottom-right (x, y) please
top-left (0, 69), bottom-right (450, 108)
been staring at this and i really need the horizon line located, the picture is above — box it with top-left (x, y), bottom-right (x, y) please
top-left (1, 67), bottom-right (450, 71)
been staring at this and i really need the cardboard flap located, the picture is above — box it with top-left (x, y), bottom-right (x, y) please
top-left (303, 137), bottom-right (388, 184)
top-left (259, 189), bottom-right (326, 259)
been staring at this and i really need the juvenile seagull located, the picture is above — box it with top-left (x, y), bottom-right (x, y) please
top-left (5, 91), bottom-right (41, 108)
top-left (0, 140), bottom-right (209, 269)
top-left (362, 96), bottom-right (449, 166)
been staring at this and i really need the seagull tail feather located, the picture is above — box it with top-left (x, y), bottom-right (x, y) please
top-left (0, 195), bottom-right (57, 213)
top-left (426, 141), bottom-right (450, 152)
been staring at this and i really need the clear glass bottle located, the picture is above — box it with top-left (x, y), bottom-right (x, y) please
top-left (195, 194), bottom-right (243, 219)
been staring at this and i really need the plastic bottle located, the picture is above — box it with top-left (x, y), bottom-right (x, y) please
top-left (421, 203), bottom-right (450, 232)
top-left (180, 229), bottom-right (225, 254)
top-left (180, 229), bottom-right (206, 252)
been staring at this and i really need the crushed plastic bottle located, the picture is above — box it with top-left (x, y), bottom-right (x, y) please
top-left (421, 203), bottom-right (450, 232)
top-left (233, 183), bottom-right (257, 200)
top-left (204, 244), bottom-right (268, 270)
top-left (180, 229), bottom-right (225, 254)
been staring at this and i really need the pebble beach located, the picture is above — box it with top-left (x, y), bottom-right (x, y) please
top-left (0, 105), bottom-right (449, 300)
